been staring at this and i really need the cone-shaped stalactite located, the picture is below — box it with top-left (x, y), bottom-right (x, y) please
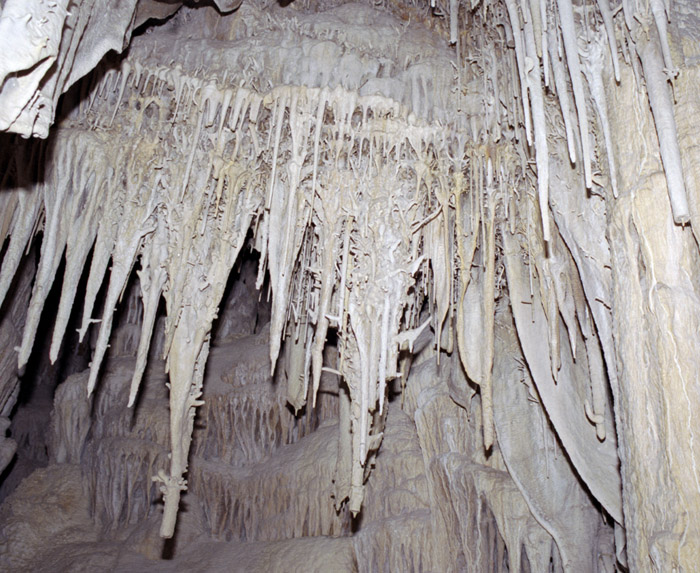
top-left (1, 1), bottom-right (700, 568)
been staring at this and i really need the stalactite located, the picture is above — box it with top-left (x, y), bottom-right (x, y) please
top-left (504, 0), bottom-right (533, 146)
top-left (595, 0), bottom-right (620, 83)
top-left (503, 217), bottom-right (623, 525)
top-left (8, 0), bottom-right (700, 562)
top-left (649, 0), bottom-right (675, 75)
top-left (481, 181), bottom-right (496, 449)
top-left (582, 32), bottom-right (619, 198)
top-left (49, 165), bottom-right (105, 363)
top-left (75, 163), bottom-right (128, 346)
top-left (555, 0), bottom-right (593, 189)
top-left (455, 170), bottom-right (481, 396)
top-left (548, 19), bottom-right (577, 165)
top-left (16, 140), bottom-right (74, 369)
top-left (635, 21), bottom-right (690, 224)
top-left (522, 0), bottom-right (551, 242)
top-left (86, 198), bottom-right (155, 395)
top-left (128, 219), bottom-right (168, 407)
top-left (0, 146), bottom-right (43, 311)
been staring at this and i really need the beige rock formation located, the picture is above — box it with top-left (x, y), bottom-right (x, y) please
top-left (0, 0), bottom-right (699, 570)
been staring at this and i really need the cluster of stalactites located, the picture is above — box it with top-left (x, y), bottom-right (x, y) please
top-left (4, 0), bottom-right (677, 542)
top-left (440, 0), bottom-right (689, 238)
top-left (0, 34), bottom-right (509, 534)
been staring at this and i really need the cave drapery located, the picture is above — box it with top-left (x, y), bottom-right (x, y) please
top-left (1, 0), bottom-right (700, 570)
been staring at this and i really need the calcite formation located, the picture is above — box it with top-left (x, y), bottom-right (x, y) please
top-left (1, 0), bottom-right (700, 570)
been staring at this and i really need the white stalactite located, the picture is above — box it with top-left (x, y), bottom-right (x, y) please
top-left (637, 25), bottom-right (690, 225)
top-left (556, 0), bottom-right (593, 189)
top-left (8, 1), bottom-right (697, 558)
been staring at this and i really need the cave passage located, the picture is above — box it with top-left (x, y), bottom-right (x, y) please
top-left (1, 0), bottom-right (700, 571)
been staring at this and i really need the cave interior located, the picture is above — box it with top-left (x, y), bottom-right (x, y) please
top-left (0, 0), bottom-right (700, 570)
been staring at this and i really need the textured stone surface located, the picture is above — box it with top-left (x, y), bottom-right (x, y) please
top-left (1, 0), bottom-right (700, 570)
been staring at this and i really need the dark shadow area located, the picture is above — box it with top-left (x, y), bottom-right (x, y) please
top-left (210, 236), bottom-right (270, 346)
top-left (0, 131), bottom-right (51, 193)
top-left (0, 232), bottom-right (92, 501)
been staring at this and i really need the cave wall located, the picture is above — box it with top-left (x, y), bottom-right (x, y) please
top-left (1, 0), bottom-right (700, 571)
